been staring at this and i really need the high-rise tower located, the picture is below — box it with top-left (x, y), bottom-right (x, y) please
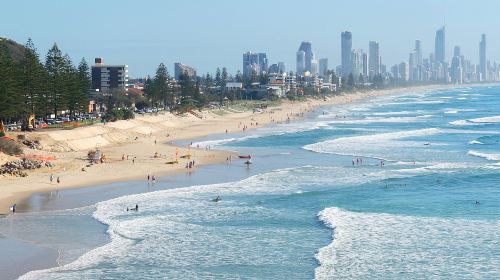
top-left (341, 31), bottom-right (352, 76)
top-left (434, 26), bottom-right (446, 63)
top-left (369, 41), bottom-right (380, 78)
top-left (479, 34), bottom-right (487, 81)
top-left (298, 41), bottom-right (314, 73)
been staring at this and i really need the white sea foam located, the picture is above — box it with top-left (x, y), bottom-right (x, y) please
top-left (22, 165), bottom-right (415, 279)
top-left (368, 110), bottom-right (419, 116)
top-left (468, 150), bottom-right (500, 161)
top-left (303, 128), bottom-right (442, 160)
top-left (315, 207), bottom-right (500, 279)
top-left (449, 120), bottom-right (482, 126)
top-left (469, 140), bottom-right (484, 145)
top-left (469, 115), bottom-right (500, 123)
top-left (395, 162), bottom-right (476, 174)
top-left (450, 115), bottom-right (500, 126)
top-left (330, 115), bottom-right (433, 125)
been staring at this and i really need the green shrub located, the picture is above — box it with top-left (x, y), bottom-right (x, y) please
top-left (0, 131), bottom-right (5, 137)
top-left (122, 109), bottom-right (135, 120)
top-left (104, 108), bottom-right (134, 122)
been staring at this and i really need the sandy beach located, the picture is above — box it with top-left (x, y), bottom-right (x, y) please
top-left (0, 84), bottom-right (473, 214)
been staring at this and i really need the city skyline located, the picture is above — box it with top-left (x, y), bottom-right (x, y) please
top-left (2, 0), bottom-right (500, 77)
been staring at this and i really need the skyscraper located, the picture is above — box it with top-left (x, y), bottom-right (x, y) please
top-left (435, 26), bottom-right (446, 63)
top-left (409, 51), bottom-right (418, 81)
top-left (479, 34), bottom-right (487, 81)
top-left (369, 41), bottom-right (380, 78)
top-left (415, 40), bottom-right (422, 66)
top-left (362, 53), bottom-right (368, 77)
top-left (258, 53), bottom-right (268, 74)
top-left (451, 46), bottom-right (463, 84)
top-left (298, 41), bottom-right (314, 73)
top-left (296, 51), bottom-right (305, 75)
top-left (311, 59), bottom-right (318, 76)
top-left (454, 46), bottom-right (461, 58)
top-left (243, 52), bottom-right (267, 77)
top-left (341, 31), bottom-right (352, 76)
top-left (318, 58), bottom-right (328, 78)
top-left (278, 62), bottom-right (286, 74)
top-left (350, 49), bottom-right (363, 79)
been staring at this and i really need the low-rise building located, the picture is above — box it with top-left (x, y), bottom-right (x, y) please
top-left (91, 58), bottom-right (128, 93)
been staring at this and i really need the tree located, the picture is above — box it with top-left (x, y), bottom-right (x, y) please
top-left (221, 67), bottom-right (228, 87)
top-left (203, 73), bottom-right (213, 88)
top-left (0, 43), bottom-right (22, 121)
top-left (61, 54), bottom-right (85, 115)
top-left (178, 72), bottom-right (196, 110)
top-left (259, 73), bottom-right (268, 85)
top-left (143, 76), bottom-right (153, 101)
top-left (215, 67), bottom-right (221, 87)
top-left (77, 58), bottom-right (91, 97)
top-left (20, 38), bottom-right (45, 118)
top-left (45, 43), bottom-right (65, 117)
top-left (152, 63), bottom-right (172, 108)
top-left (235, 70), bottom-right (243, 83)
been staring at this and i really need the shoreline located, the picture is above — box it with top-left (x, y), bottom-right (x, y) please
top-left (0, 83), bottom-right (492, 215)
top-left (0, 83), bottom-right (495, 280)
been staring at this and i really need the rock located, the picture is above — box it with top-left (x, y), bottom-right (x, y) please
top-left (0, 158), bottom-right (55, 177)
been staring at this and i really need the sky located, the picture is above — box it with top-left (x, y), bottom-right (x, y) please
top-left (2, 0), bottom-right (499, 77)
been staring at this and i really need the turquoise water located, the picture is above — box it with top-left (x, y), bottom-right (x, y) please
top-left (11, 86), bottom-right (500, 279)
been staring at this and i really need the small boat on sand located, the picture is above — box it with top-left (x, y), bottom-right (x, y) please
top-left (239, 155), bottom-right (251, 159)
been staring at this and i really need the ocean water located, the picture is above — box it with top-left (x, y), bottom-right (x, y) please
top-left (10, 86), bottom-right (500, 279)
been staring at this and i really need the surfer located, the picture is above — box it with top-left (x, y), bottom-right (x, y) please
top-left (475, 200), bottom-right (480, 205)
top-left (213, 195), bottom-right (221, 202)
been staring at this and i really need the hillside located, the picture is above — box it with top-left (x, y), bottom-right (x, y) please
top-left (0, 37), bottom-right (26, 61)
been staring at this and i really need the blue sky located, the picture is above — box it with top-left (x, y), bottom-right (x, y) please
top-left (2, 0), bottom-right (499, 77)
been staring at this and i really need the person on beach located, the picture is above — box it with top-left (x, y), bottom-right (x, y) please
top-left (152, 175), bottom-right (156, 182)
top-left (57, 177), bottom-right (60, 184)
top-left (50, 174), bottom-right (54, 183)
top-left (147, 174), bottom-right (150, 181)
top-left (10, 204), bottom-right (16, 214)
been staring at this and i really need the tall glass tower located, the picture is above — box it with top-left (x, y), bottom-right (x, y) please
top-left (434, 26), bottom-right (446, 63)
top-left (479, 34), bottom-right (487, 81)
top-left (341, 31), bottom-right (352, 76)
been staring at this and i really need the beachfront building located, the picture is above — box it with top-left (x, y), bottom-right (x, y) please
top-left (91, 58), bottom-right (128, 93)
top-left (174, 63), bottom-right (197, 81)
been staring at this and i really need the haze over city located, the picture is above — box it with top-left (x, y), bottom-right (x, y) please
top-left (2, 0), bottom-right (500, 76)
